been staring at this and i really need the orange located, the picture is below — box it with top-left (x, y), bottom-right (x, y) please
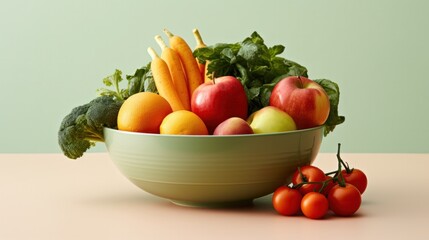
top-left (160, 110), bottom-right (208, 135)
top-left (117, 92), bottom-right (172, 133)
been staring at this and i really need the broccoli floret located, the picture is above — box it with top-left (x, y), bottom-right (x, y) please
top-left (58, 96), bottom-right (123, 159)
top-left (86, 96), bottom-right (122, 132)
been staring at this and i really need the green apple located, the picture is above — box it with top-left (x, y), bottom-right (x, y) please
top-left (247, 106), bottom-right (297, 134)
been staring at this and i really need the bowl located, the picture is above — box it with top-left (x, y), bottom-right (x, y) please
top-left (104, 126), bottom-right (324, 207)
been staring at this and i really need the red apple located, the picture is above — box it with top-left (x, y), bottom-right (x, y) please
top-left (191, 76), bottom-right (248, 133)
top-left (269, 76), bottom-right (330, 129)
top-left (213, 117), bottom-right (254, 135)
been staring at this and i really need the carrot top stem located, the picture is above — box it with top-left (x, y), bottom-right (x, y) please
top-left (192, 28), bottom-right (205, 46)
top-left (163, 28), bottom-right (174, 38)
top-left (155, 35), bottom-right (168, 50)
top-left (147, 47), bottom-right (158, 60)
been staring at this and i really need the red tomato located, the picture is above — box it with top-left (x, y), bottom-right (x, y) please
top-left (292, 165), bottom-right (326, 195)
top-left (301, 192), bottom-right (329, 219)
top-left (328, 183), bottom-right (362, 216)
top-left (341, 169), bottom-right (368, 194)
top-left (272, 186), bottom-right (302, 216)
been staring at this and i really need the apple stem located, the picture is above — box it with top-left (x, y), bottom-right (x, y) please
top-left (297, 76), bottom-right (304, 88)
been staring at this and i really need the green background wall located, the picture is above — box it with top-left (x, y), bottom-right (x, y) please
top-left (1, 0), bottom-right (428, 154)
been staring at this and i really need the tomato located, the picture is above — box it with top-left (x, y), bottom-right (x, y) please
top-left (341, 169), bottom-right (368, 194)
top-left (301, 192), bottom-right (329, 219)
top-left (272, 186), bottom-right (302, 216)
top-left (328, 183), bottom-right (362, 216)
top-left (292, 165), bottom-right (326, 195)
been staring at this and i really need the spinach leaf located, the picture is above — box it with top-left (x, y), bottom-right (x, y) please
top-left (194, 31), bottom-right (344, 135)
top-left (194, 31), bottom-right (309, 114)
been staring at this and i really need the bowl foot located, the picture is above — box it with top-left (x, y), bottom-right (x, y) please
top-left (170, 199), bottom-right (254, 208)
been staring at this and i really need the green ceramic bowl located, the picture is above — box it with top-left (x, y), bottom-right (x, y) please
top-left (104, 126), bottom-right (324, 207)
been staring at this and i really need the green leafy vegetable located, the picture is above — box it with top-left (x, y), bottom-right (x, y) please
top-left (58, 96), bottom-right (122, 159)
top-left (314, 79), bottom-right (345, 136)
top-left (98, 63), bottom-right (157, 101)
top-left (194, 31), bottom-right (344, 135)
top-left (126, 62), bottom-right (158, 95)
top-left (194, 32), bottom-right (308, 114)
top-left (98, 69), bottom-right (125, 100)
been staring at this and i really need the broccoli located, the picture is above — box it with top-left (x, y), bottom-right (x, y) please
top-left (58, 96), bottom-right (123, 159)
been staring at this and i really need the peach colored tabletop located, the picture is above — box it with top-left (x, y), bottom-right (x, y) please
top-left (1, 153), bottom-right (428, 240)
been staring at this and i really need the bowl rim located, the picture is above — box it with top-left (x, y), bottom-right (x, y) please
top-left (104, 125), bottom-right (324, 138)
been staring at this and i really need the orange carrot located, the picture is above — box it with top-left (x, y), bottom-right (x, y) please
top-left (147, 47), bottom-right (185, 112)
top-left (164, 29), bottom-right (203, 98)
top-left (154, 35), bottom-right (191, 110)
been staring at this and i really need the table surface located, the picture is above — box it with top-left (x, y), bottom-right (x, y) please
top-left (1, 152), bottom-right (428, 240)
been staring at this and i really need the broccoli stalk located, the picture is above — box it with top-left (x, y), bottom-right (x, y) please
top-left (58, 96), bottom-right (122, 159)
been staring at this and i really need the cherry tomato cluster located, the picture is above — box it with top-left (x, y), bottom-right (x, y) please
top-left (272, 143), bottom-right (368, 219)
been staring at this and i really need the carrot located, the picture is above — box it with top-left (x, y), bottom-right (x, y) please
top-left (163, 29), bottom-right (203, 98)
top-left (192, 29), bottom-right (209, 82)
top-left (154, 35), bottom-right (191, 110)
top-left (147, 47), bottom-right (185, 112)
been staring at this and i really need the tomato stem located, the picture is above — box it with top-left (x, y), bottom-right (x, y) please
top-left (325, 170), bottom-right (337, 176)
top-left (336, 156), bottom-right (347, 187)
top-left (336, 143), bottom-right (353, 174)
top-left (297, 166), bottom-right (308, 182)
top-left (318, 179), bottom-right (329, 193)
top-left (291, 143), bottom-right (352, 191)
top-left (292, 180), bottom-right (326, 189)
